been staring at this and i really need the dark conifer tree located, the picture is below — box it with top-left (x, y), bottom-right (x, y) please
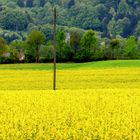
top-left (68, 0), bottom-right (75, 8)
top-left (17, 0), bottom-right (24, 7)
top-left (40, 0), bottom-right (46, 7)
top-left (26, 0), bottom-right (34, 7)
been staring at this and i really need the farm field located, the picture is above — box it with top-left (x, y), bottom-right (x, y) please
top-left (0, 60), bottom-right (140, 139)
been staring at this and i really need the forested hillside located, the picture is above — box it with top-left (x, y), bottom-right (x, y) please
top-left (1, 0), bottom-right (140, 39)
top-left (0, 0), bottom-right (140, 63)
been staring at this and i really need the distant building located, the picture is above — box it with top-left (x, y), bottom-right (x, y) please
top-left (65, 32), bottom-right (71, 45)
top-left (2, 52), bottom-right (10, 57)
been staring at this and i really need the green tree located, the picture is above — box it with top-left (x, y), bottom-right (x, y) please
top-left (117, 0), bottom-right (130, 17)
top-left (17, 0), bottom-right (25, 7)
top-left (26, 30), bottom-right (46, 63)
top-left (40, 0), bottom-right (46, 7)
top-left (78, 30), bottom-right (97, 61)
top-left (0, 37), bottom-right (9, 56)
top-left (70, 31), bottom-right (81, 55)
top-left (39, 41), bottom-right (53, 62)
top-left (107, 18), bottom-right (117, 38)
top-left (0, 8), bottom-right (29, 31)
top-left (26, 0), bottom-right (34, 7)
top-left (116, 17), bottom-right (130, 37)
top-left (134, 21), bottom-right (140, 37)
top-left (56, 30), bottom-right (72, 61)
top-left (109, 7), bottom-right (116, 17)
top-left (124, 36), bottom-right (138, 58)
top-left (68, 0), bottom-right (75, 8)
top-left (10, 40), bottom-right (25, 62)
top-left (110, 38), bottom-right (123, 59)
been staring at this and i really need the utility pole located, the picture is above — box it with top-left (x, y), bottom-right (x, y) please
top-left (53, 7), bottom-right (57, 90)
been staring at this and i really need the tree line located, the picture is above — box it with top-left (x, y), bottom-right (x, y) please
top-left (0, 29), bottom-right (140, 64)
top-left (1, 0), bottom-right (140, 39)
top-left (0, 0), bottom-right (140, 63)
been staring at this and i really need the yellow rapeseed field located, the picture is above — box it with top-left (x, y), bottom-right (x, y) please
top-left (0, 67), bottom-right (140, 139)
top-left (0, 68), bottom-right (140, 90)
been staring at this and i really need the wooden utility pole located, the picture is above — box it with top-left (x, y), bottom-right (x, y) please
top-left (53, 7), bottom-right (57, 90)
